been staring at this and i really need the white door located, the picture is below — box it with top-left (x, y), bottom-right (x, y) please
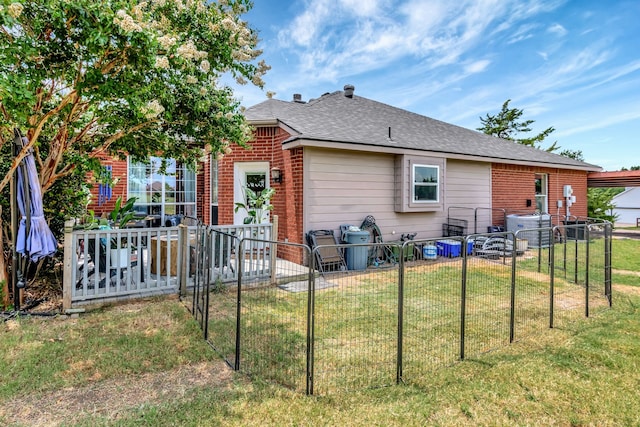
top-left (234, 162), bottom-right (271, 225)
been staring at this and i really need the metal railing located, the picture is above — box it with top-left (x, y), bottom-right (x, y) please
top-left (191, 222), bottom-right (612, 395)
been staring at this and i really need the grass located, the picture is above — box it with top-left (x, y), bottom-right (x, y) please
top-left (1, 238), bottom-right (640, 426)
top-left (3, 293), bottom-right (640, 426)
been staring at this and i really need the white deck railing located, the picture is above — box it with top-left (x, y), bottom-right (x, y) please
top-left (63, 221), bottom-right (274, 309)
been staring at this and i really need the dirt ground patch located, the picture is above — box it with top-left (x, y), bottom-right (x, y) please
top-left (614, 283), bottom-right (640, 296)
top-left (0, 360), bottom-right (235, 426)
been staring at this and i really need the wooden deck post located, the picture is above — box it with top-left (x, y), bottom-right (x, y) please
top-left (62, 219), bottom-right (75, 311)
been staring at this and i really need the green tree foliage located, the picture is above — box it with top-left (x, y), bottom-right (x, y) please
top-left (0, 0), bottom-right (268, 297)
top-left (559, 149), bottom-right (584, 161)
top-left (478, 99), bottom-right (558, 151)
top-left (0, 0), bottom-right (269, 195)
top-left (587, 188), bottom-right (622, 223)
top-left (620, 166), bottom-right (640, 171)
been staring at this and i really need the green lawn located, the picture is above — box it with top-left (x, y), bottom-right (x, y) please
top-left (1, 238), bottom-right (639, 426)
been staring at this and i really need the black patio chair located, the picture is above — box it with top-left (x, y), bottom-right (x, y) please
top-left (306, 230), bottom-right (347, 276)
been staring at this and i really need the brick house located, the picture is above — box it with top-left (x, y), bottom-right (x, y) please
top-left (89, 85), bottom-right (601, 263)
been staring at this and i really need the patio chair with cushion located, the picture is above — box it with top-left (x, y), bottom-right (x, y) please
top-left (306, 229), bottom-right (347, 276)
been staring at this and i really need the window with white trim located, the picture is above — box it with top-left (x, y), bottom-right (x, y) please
top-left (395, 155), bottom-right (444, 212)
top-left (535, 173), bottom-right (548, 213)
top-left (128, 157), bottom-right (196, 222)
top-left (412, 164), bottom-right (440, 203)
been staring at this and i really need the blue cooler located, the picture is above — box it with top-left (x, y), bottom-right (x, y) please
top-left (423, 245), bottom-right (438, 260)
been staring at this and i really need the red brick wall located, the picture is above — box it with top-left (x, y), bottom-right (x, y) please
top-left (87, 157), bottom-right (129, 216)
top-left (491, 163), bottom-right (588, 225)
top-left (217, 126), bottom-right (305, 263)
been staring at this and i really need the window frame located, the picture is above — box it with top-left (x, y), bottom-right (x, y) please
top-left (535, 173), bottom-right (548, 213)
top-left (127, 156), bottom-right (197, 223)
top-left (395, 155), bottom-right (445, 213)
top-left (412, 163), bottom-right (440, 204)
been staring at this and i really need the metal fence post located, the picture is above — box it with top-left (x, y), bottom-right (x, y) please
top-left (397, 242), bottom-right (406, 384)
top-left (605, 223), bottom-right (612, 307)
top-left (178, 224), bottom-right (189, 298)
top-left (585, 225), bottom-right (590, 318)
top-left (574, 232), bottom-right (579, 285)
top-left (202, 227), bottom-right (211, 341)
top-left (306, 245), bottom-right (315, 396)
top-left (234, 237), bottom-right (243, 372)
top-left (509, 233), bottom-right (517, 343)
top-left (270, 215), bottom-right (278, 285)
top-left (550, 228), bottom-right (555, 329)
top-left (460, 239), bottom-right (468, 360)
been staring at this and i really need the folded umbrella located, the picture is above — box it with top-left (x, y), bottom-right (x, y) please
top-left (15, 128), bottom-right (58, 262)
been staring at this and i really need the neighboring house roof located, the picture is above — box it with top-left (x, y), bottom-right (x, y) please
top-left (587, 171), bottom-right (640, 187)
top-left (245, 87), bottom-right (601, 172)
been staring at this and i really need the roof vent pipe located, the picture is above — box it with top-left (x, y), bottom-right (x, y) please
top-left (293, 93), bottom-right (302, 102)
top-left (344, 84), bottom-right (354, 98)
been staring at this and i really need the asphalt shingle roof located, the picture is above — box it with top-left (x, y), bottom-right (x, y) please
top-left (245, 89), bottom-right (601, 171)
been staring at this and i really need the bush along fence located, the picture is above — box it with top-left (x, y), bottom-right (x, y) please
top-left (62, 219), bottom-right (274, 309)
top-left (188, 221), bottom-right (612, 396)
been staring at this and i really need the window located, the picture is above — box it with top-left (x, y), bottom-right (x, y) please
top-left (535, 173), bottom-right (548, 213)
top-left (412, 164), bottom-right (440, 203)
top-left (128, 157), bottom-right (196, 222)
top-left (395, 155), bottom-right (444, 212)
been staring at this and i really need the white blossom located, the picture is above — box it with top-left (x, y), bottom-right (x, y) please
top-left (199, 59), bottom-right (210, 73)
top-left (114, 10), bottom-right (143, 32)
top-left (155, 56), bottom-right (169, 69)
top-left (142, 100), bottom-right (165, 119)
top-left (8, 2), bottom-right (23, 18)
top-left (157, 35), bottom-right (177, 50)
top-left (176, 40), bottom-right (207, 60)
top-left (186, 75), bottom-right (197, 84)
top-left (221, 17), bottom-right (235, 31)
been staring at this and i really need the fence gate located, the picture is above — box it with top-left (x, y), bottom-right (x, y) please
top-left (190, 227), bottom-right (241, 368)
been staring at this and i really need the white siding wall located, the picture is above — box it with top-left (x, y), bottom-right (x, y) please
top-left (612, 188), bottom-right (640, 224)
top-left (303, 148), bottom-right (492, 241)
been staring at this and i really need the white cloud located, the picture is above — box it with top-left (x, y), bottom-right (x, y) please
top-left (556, 109), bottom-right (640, 138)
top-left (548, 23), bottom-right (568, 36)
top-left (464, 59), bottom-right (491, 74)
top-left (506, 23), bottom-right (538, 44)
top-left (275, 0), bottom-right (519, 86)
top-left (339, 0), bottom-right (386, 17)
top-left (277, 0), bottom-right (333, 47)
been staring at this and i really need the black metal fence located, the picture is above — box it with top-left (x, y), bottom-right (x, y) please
top-left (187, 222), bottom-right (612, 395)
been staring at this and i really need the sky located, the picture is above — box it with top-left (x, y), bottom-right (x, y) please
top-left (228, 0), bottom-right (640, 171)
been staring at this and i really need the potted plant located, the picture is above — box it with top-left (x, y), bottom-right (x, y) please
top-left (234, 187), bottom-right (275, 256)
top-left (234, 187), bottom-right (275, 224)
top-left (106, 197), bottom-right (138, 267)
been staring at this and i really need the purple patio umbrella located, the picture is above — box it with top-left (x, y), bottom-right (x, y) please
top-left (14, 128), bottom-right (58, 263)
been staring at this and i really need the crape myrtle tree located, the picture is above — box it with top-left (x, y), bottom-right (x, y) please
top-left (0, 0), bottom-right (269, 302)
top-left (478, 99), bottom-right (558, 152)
